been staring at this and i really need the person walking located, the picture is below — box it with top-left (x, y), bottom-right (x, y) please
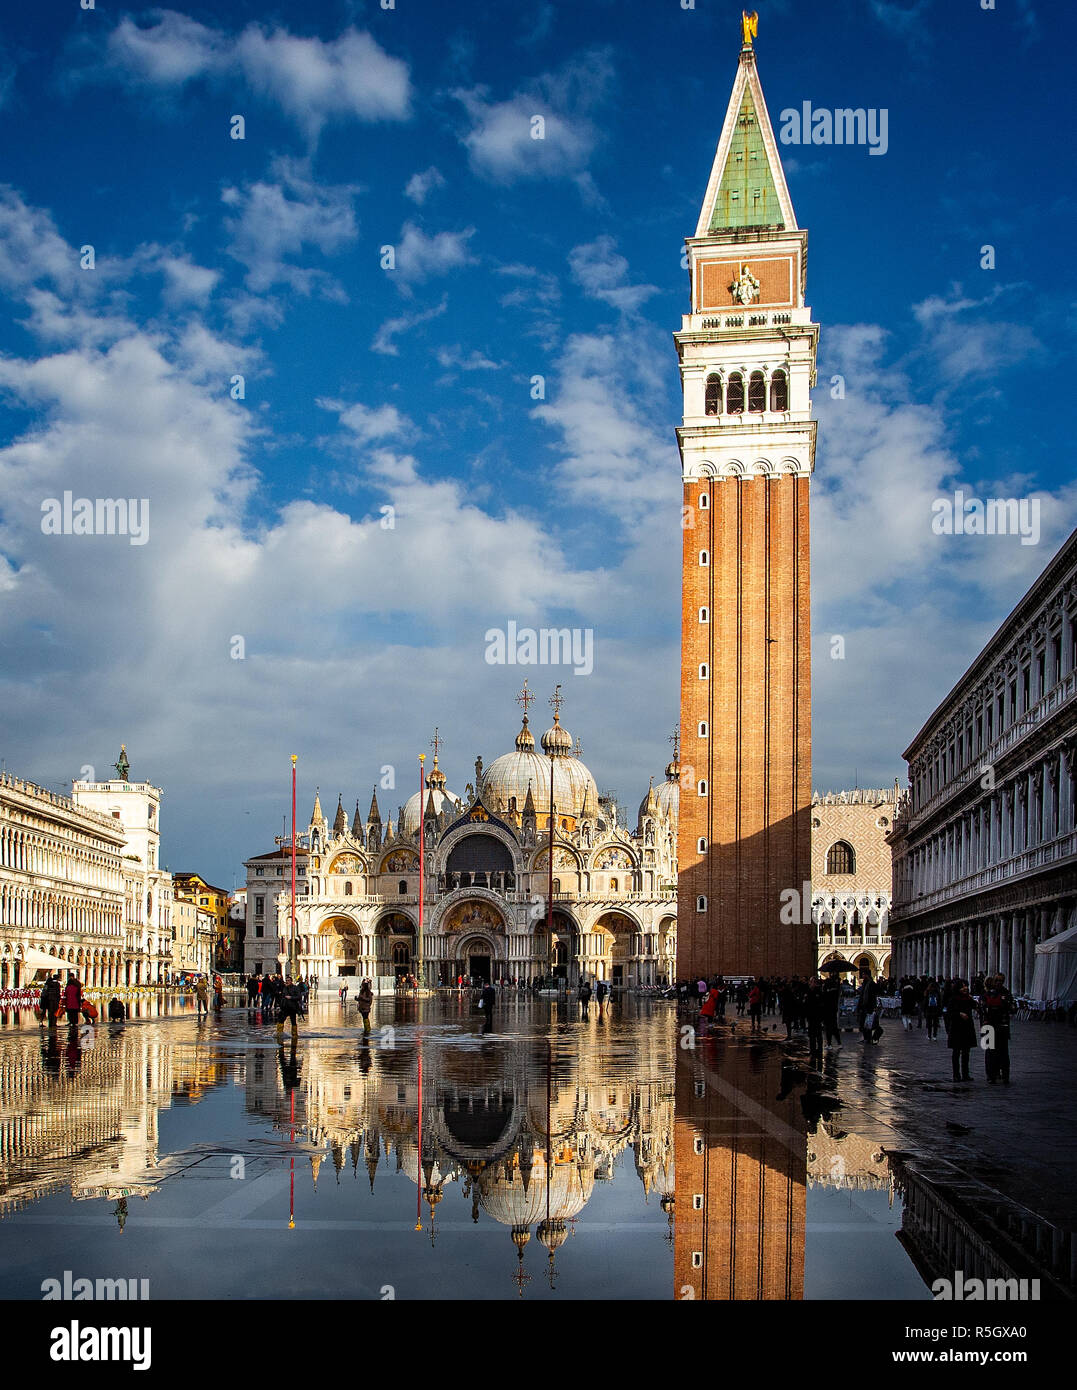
top-left (980, 975), bottom-right (1015, 1084)
top-left (923, 977), bottom-right (942, 1040)
top-left (479, 981), bottom-right (497, 1035)
top-left (945, 983), bottom-right (976, 1082)
top-left (804, 976), bottom-right (825, 1063)
top-left (856, 968), bottom-right (879, 1044)
top-left (213, 973), bottom-right (224, 1011)
top-left (780, 981), bottom-right (797, 1040)
top-left (63, 973), bottom-right (83, 1028)
top-left (747, 980), bottom-right (763, 1032)
top-left (195, 975), bottom-right (209, 1016)
top-left (339, 982), bottom-right (349, 1004)
top-left (276, 974), bottom-right (302, 1042)
top-left (822, 973), bottom-right (842, 1049)
top-left (899, 977), bottom-right (918, 1032)
top-left (700, 985), bottom-right (719, 1036)
top-left (595, 979), bottom-right (608, 1014)
top-left (356, 978), bottom-right (374, 1035)
top-left (578, 978), bottom-right (592, 1018)
top-left (39, 972), bottom-right (62, 1031)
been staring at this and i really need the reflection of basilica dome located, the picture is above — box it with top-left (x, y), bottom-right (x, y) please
top-left (401, 755), bottom-right (462, 835)
top-left (481, 713), bottom-right (599, 820)
top-left (478, 1149), bottom-right (594, 1230)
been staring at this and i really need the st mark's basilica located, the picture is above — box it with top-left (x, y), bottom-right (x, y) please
top-left (249, 684), bottom-right (680, 986)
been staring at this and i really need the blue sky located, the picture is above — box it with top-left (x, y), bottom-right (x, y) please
top-left (0, 0), bottom-right (1073, 885)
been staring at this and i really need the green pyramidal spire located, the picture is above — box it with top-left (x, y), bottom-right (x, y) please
top-left (709, 87), bottom-right (782, 232)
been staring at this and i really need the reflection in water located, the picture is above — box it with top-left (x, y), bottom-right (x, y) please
top-left (242, 1006), bottom-right (676, 1282)
top-left (675, 1036), bottom-right (807, 1300)
top-left (0, 1000), bottom-right (1036, 1299)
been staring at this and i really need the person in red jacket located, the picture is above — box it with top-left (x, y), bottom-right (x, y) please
top-left (62, 973), bottom-right (83, 1027)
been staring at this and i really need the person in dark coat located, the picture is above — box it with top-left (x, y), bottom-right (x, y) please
top-left (979, 975), bottom-right (1015, 1083)
top-left (356, 978), bottom-right (374, 1034)
top-left (945, 984), bottom-right (977, 1082)
top-left (821, 974), bottom-right (842, 1049)
top-left (107, 997), bottom-right (126, 1022)
top-left (275, 975), bottom-right (302, 1041)
top-left (803, 976), bottom-right (825, 1062)
top-left (480, 982), bottom-right (497, 1034)
top-left (856, 969), bottom-right (879, 1044)
top-left (39, 973), bottom-right (62, 1030)
top-left (922, 977), bottom-right (942, 1040)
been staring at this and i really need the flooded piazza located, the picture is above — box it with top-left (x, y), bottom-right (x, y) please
top-left (0, 994), bottom-right (975, 1302)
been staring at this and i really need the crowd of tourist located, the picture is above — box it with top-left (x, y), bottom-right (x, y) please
top-left (674, 967), bottom-right (1053, 1084)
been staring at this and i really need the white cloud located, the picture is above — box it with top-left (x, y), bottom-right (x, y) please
top-left (394, 222), bottom-right (476, 286)
top-left (568, 235), bottom-right (658, 314)
top-left (435, 345), bottom-right (501, 372)
top-left (452, 51), bottom-right (612, 189)
top-left (533, 320), bottom-right (678, 528)
top-left (911, 285), bottom-right (1040, 384)
top-left (159, 254), bottom-right (220, 306)
top-left (322, 399), bottom-right (414, 445)
top-left (371, 297), bottom-right (447, 356)
top-left (102, 14), bottom-right (411, 141)
top-left (404, 167), bottom-right (445, 205)
top-left (222, 157), bottom-right (359, 295)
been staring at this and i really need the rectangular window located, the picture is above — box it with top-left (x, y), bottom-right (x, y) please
top-left (1053, 635), bottom-right (1062, 686)
top-left (255, 896), bottom-right (264, 913)
top-left (1022, 668), bottom-right (1030, 712)
top-left (1037, 652), bottom-right (1045, 699)
top-left (255, 922), bottom-right (263, 938)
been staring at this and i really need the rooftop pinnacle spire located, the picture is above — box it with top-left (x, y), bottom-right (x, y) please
top-left (694, 18), bottom-right (796, 239)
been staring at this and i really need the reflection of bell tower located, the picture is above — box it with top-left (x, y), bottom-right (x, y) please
top-left (676, 19), bottom-right (816, 979)
top-left (674, 1039), bottom-right (806, 1300)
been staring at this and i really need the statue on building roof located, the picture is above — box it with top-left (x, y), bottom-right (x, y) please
top-left (113, 745), bottom-right (130, 781)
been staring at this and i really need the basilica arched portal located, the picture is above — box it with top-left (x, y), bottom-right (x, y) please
top-left (441, 898), bottom-right (506, 984)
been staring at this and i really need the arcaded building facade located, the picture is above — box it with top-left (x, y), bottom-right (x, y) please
top-left (254, 692), bottom-right (679, 988)
top-left (889, 527), bottom-right (1077, 993)
top-left (812, 787), bottom-right (897, 979)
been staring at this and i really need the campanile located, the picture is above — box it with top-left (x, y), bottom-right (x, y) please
top-left (675, 21), bottom-right (817, 980)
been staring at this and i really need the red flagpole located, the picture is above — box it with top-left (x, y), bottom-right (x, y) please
top-left (290, 755), bottom-right (297, 978)
top-left (418, 753), bottom-right (425, 989)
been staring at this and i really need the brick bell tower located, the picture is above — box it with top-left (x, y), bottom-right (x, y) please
top-left (675, 19), bottom-right (817, 981)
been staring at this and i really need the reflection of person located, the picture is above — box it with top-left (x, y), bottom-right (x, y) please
top-left (278, 1039), bottom-right (300, 1090)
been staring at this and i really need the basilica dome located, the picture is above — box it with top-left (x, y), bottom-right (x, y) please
top-left (400, 756), bottom-right (462, 835)
top-left (481, 713), bottom-right (599, 820)
top-left (639, 755), bottom-right (681, 829)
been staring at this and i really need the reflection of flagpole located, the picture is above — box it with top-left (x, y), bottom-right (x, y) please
top-left (417, 754), bottom-right (426, 987)
top-left (288, 1083), bottom-right (295, 1230)
top-left (415, 1047), bottom-right (423, 1232)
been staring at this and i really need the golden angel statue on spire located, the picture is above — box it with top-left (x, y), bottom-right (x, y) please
top-left (742, 10), bottom-right (758, 46)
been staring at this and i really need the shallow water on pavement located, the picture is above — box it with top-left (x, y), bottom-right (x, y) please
top-left (0, 995), bottom-right (931, 1300)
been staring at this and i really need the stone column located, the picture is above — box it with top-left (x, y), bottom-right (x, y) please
top-left (999, 915), bottom-right (1010, 983)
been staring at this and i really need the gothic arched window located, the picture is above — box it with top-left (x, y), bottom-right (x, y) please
top-left (726, 373), bottom-right (744, 414)
top-left (770, 370), bottom-right (788, 411)
top-left (610, 878), bottom-right (619, 893)
top-left (344, 881), bottom-right (353, 895)
top-left (748, 371), bottom-right (766, 412)
top-left (398, 879), bottom-right (407, 894)
top-left (826, 841), bottom-right (856, 875)
top-left (705, 374), bottom-right (721, 416)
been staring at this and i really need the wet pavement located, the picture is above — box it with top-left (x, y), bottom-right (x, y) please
top-left (0, 994), bottom-right (1070, 1300)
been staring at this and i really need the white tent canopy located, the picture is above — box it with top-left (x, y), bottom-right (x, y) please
top-left (1029, 924), bottom-right (1077, 1003)
top-left (12, 947), bottom-right (68, 976)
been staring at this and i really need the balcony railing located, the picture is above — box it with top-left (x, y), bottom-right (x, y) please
top-left (901, 669), bottom-right (1077, 834)
top-left (892, 827), bottom-right (1077, 919)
